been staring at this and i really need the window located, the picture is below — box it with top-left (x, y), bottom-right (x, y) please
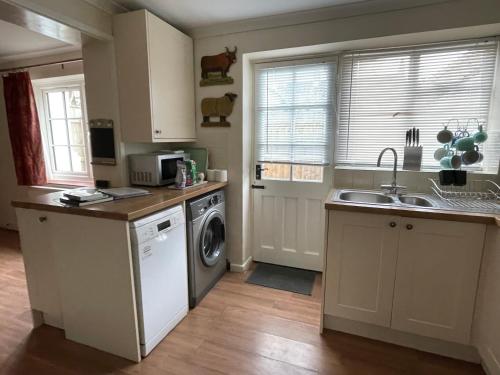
top-left (255, 59), bottom-right (337, 182)
top-left (34, 75), bottom-right (92, 184)
top-left (336, 40), bottom-right (499, 171)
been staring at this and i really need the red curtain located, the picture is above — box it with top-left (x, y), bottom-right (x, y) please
top-left (3, 71), bottom-right (47, 186)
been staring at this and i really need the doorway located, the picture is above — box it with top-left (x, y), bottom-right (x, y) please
top-left (251, 57), bottom-right (337, 271)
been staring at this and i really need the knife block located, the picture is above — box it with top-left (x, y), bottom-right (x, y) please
top-left (403, 146), bottom-right (422, 171)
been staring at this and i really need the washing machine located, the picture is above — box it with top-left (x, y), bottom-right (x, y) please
top-left (186, 189), bottom-right (226, 308)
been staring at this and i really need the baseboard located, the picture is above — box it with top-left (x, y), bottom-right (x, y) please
top-left (230, 256), bottom-right (253, 272)
top-left (324, 314), bottom-right (480, 363)
top-left (477, 344), bottom-right (500, 375)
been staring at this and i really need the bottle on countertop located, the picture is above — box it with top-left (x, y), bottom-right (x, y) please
top-left (175, 161), bottom-right (187, 188)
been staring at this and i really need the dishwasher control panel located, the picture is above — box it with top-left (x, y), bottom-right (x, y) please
top-left (130, 205), bottom-right (185, 245)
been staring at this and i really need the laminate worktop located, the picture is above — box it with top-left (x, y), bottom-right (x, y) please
top-left (12, 182), bottom-right (228, 221)
top-left (325, 189), bottom-right (499, 226)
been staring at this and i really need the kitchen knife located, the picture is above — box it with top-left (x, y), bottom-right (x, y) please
top-left (416, 128), bottom-right (420, 146)
top-left (412, 127), bottom-right (416, 146)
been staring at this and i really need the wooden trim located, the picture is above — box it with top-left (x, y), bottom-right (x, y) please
top-left (477, 343), bottom-right (500, 375)
top-left (324, 189), bottom-right (498, 225)
top-left (12, 182), bottom-right (228, 221)
top-left (230, 256), bottom-right (253, 272)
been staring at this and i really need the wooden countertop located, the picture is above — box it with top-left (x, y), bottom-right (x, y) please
top-left (12, 182), bottom-right (228, 221)
top-left (325, 189), bottom-right (499, 226)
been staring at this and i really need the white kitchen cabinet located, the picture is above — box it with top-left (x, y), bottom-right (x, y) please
top-left (391, 218), bottom-right (485, 344)
top-left (15, 207), bottom-right (141, 362)
top-left (16, 208), bottom-right (63, 328)
top-left (324, 211), bottom-right (400, 326)
top-left (324, 211), bottom-right (485, 345)
top-left (113, 10), bottom-right (196, 142)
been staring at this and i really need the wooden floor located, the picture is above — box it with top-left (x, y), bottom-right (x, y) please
top-left (0, 228), bottom-right (485, 375)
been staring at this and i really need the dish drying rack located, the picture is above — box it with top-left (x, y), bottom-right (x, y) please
top-left (429, 179), bottom-right (500, 213)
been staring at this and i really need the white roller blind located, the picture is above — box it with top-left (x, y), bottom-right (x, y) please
top-left (336, 40), bottom-right (499, 170)
top-left (255, 60), bottom-right (336, 166)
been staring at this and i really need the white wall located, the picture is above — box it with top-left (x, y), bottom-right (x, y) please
top-left (0, 52), bottom-right (84, 230)
top-left (474, 225), bottom-right (500, 375)
top-left (192, 0), bottom-right (500, 266)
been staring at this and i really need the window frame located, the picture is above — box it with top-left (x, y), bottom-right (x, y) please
top-left (33, 74), bottom-right (92, 186)
top-left (252, 55), bottom-right (339, 184)
top-left (333, 39), bottom-right (500, 173)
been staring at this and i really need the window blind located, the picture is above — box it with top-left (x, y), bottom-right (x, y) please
top-left (255, 61), bottom-right (336, 166)
top-left (336, 40), bottom-right (499, 170)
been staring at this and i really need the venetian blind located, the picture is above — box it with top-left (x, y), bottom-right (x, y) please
top-left (255, 60), bottom-right (336, 166)
top-left (336, 40), bottom-right (499, 171)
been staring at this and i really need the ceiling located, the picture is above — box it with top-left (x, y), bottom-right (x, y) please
top-left (113, 0), bottom-right (371, 29)
top-left (0, 19), bottom-right (75, 63)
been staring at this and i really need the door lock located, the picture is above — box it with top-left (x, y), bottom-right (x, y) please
top-left (255, 164), bottom-right (268, 180)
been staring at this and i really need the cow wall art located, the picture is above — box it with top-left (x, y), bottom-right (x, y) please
top-left (200, 47), bottom-right (237, 86)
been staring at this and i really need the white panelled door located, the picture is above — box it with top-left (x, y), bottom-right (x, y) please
top-left (252, 172), bottom-right (332, 271)
top-left (252, 58), bottom-right (337, 271)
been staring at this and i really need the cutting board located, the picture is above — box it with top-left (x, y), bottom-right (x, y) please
top-left (184, 147), bottom-right (209, 174)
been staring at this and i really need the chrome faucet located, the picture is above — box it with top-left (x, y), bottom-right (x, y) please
top-left (377, 148), bottom-right (405, 195)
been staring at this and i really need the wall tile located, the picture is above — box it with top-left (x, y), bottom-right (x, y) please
top-left (351, 170), bottom-right (374, 189)
top-left (333, 169), bottom-right (352, 188)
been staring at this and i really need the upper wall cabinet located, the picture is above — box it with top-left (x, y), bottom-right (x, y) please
top-left (113, 10), bottom-right (196, 142)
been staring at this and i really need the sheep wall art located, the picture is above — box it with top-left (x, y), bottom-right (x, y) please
top-left (201, 93), bottom-right (237, 127)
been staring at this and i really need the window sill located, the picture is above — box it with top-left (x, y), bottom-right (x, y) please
top-left (334, 165), bottom-right (497, 176)
top-left (31, 181), bottom-right (94, 191)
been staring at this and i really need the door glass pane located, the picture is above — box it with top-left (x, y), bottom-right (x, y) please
top-left (261, 163), bottom-right (291, 181)
top-left (53, 146), bottom-right (71, 172)
top-left (65, 90), bottom-right (82, 118)
top-left (50, 120), bottom-right (68, 145)
top-left (70, 146), bottom-right (86, 172)
top-left (47, 91), bottom-right (65, 118)
top-left (68, 120), bottom-right (84, 145)
top-left (292, 165), bottom-right (324, 182)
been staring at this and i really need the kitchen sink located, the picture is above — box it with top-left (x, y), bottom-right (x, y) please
top-left (334, 189), bottom-right (438, 209)
top-left (337, 191), bottom-right (395, 205)
top-left (398, 195), bottom-right (435, 208)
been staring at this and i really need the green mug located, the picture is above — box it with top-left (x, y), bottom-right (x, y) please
top-left (455, 137), bottom-right (475, 152)
top-left (473, 126), bottom-right (488, 143)
top-left (440, 154), bottom-right (461, 169)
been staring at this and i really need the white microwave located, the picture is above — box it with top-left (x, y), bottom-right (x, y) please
top-left (128, 153), bottom-right (189, 186)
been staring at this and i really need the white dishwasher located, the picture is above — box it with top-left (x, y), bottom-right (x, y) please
top-left (129, 205), bottom-right (188, 356)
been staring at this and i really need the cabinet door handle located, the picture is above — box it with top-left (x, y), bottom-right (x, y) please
top-left (389, 221), bottom-right (397, 228)
top-left (154, 129), bottom-right (162, 134)
top-left (39, 216), bottom-right (47, 223)
top-left (406, 224), bottom-right (413, 230)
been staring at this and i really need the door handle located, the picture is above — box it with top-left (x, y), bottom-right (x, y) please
top-left (251, 184), bottom-right (265, 189)
top-left (255, 164), bottom-right (268, 180)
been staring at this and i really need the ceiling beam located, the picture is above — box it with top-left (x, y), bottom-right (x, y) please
top-left (1, 0), bottom-right (113, 41)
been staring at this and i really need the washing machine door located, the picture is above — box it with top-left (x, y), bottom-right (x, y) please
top-left (200, 210), bottom-right (225, 267)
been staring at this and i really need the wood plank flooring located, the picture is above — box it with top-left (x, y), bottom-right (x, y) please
top-left (0, 228), bottom-right (485, 374)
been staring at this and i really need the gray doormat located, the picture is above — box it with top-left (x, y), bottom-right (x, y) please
top-left (245, 263), bottom-right (317, 295)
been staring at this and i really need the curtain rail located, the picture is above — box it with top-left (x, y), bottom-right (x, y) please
top-left (0, 58), bottom-right (83, 74)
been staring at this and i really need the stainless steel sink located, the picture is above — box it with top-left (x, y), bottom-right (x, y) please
top-left (398, 195), bottom-right (435, 208)
top-left (337, 191), bottom-right (395, 205)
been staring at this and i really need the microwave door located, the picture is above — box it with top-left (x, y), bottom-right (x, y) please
top-left (160, 157), bottom-right (182, 185)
